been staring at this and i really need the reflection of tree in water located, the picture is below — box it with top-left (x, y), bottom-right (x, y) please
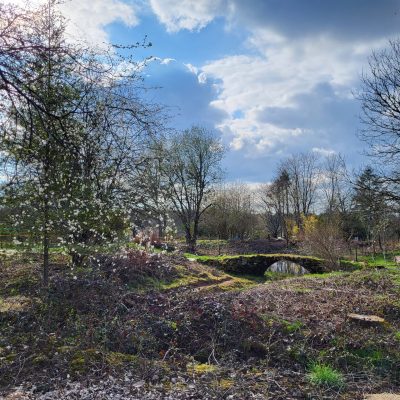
top-left (268, 260), bottom-right (310, 275)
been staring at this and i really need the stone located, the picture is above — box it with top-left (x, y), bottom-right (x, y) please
top-left (4, 391), bottom-right (31, 400)
top-left (365, 394), bottom-right (400, 400)
top-left (348, 313), bottom-right (385, 325)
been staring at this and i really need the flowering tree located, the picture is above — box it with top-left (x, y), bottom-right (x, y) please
top-left (0, 1), bottom-right (161, 285)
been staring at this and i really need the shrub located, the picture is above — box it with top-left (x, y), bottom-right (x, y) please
top-left (300, 214), bottom-right (346, 269)
top-left (93, 250), bottom-right (177, 285)
top-left (308, 363), bottom-right (344, 388)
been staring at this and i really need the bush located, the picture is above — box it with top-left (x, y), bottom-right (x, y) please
top-left (300, 215), bottom-right (346, 268)
top-left (308, 363), bottom-right (344, 388)
top-left (93, 250), bottom-right (177, 285)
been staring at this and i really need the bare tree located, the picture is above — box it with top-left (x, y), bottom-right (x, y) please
top-left (359, 39), bottom-right (400, 201)
top-left (321, 154), bottom-right (351, 214)
top-left (259, 169), bottom-right (290, 240)
top-left (202, 182), bottom-right (257, 240)
top-left (162, 126), bottom-right (224, 252)
top-left (279, 152), bottom-right (320, 228)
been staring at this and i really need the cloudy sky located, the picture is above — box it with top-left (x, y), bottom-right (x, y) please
top-left (15, 0), bottom-right (400, 182)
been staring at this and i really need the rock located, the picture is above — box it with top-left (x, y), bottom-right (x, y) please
top-left (132, 380), bottom-right (145, 388)
top-left (4, 391), bottom-right (31, 400)
top-left (348, 313), bottom-right (385, 325)
top-left (365, 394), bottom-right (400, 400)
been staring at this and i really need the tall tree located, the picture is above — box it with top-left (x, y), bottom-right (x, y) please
top-left (359, 39), bottom-right (400, 201)
top-left (162, 126), bottom-right (224, 252)
top-left (352, 167), bottom-right (389, 253)
top-left (321, 154), bottom-right (351, 214)
top-left (259, 169), bottom-right (290, 240)
top-left (279, 152), bottom-right (320, 228)
top-left (0, 1), bottom-right (161, 284)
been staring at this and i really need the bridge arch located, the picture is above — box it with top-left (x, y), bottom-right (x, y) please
top-left (201, 254), bottom-right (326, 276)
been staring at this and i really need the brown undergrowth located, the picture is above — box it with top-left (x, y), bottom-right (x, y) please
top-left (0, 250), bottom-right (399, 399)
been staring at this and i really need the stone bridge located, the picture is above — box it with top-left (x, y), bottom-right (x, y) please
top-left (199, 254), bottom-right (327, 276)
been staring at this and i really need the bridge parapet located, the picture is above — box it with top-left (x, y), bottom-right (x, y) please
top-left (197, 254), bottom-right (361, 276)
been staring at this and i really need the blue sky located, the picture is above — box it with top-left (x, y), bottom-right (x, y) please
top-left (16, 0), bottom-right (400, 182)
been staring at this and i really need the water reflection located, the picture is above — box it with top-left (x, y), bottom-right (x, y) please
top-left (267, 260), bottom-right (310, 275)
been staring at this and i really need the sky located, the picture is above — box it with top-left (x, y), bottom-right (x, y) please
top-left (11, 0), bottom-right (400, 182)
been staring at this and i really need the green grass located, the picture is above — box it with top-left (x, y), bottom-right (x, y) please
top-left (302, 271), bottom-right (349, 279)
top-left (283, 320), bottom-right (304, 333)
top-left (308, 363), bottom-right (344, 388)
top-left (358, 251), bottom-right (400, 269)
top-left (264, 271), bottom-right (294, 281)
top-left (350, 347), bottom-right (384, 365)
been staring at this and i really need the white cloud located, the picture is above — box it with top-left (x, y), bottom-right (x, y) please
top-left (145, 1), bottom-right (393, 158)
top-left (184, 64), bottom-right (208, 85)
top-left (152, 57), bottom-right (176, 65)
top-left (199, 33), bottom-right (384, 155)
top-left (312, 147), bottom-right (337, 156)
top-left (61, 0), bottom-right (139, 45)
top-left (148, 0), bottom-right (225, 32)
top-left (184, 63), bottom-right (198, 75)
top-left (160, 57), bottom-right (175, 64)
top-left (6, 0), bottom-right (139, 47)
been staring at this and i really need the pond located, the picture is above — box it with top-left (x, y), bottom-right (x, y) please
top-left (267, 260), bottom-right (310, 275)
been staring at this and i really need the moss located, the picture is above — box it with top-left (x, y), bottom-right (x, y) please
top-left (32, 354), bottom-right (49, 365)
top-left (161, 269), bottom-right (226, 290)
top-left (167, 321), bottom-right (178, 330)
top-left (187, 362), bottom-right (218, 374)
top-left (260, 314), bottom-right (305, 334)
top-left (338, 259), bottom-right (364, 270)
top-left (0, 295), bottom-right (33, 313)
top-left (105, 352), bottom-right (138, 366)
top-left (189, 253), bottom-right (328, 276)
top-left (196, 274), bottom-right (263, 292)
top-left (70, 349), bottom-right (102, 373)
top-left (57, 345), bottom-right (75, 354)
top-left (394, 331), bottom-right (400, 342)
top-left (212, 378), bottom-right (234, 389)
top-left (4, 352), bottom-right (17, 363)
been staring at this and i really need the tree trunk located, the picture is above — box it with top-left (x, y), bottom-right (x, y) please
top-left (378, 234), bottom-right (383, 252)
top-left (43, 201), bottom-right (50, 287)
top-left (185, 226), bottom-right (197, 253)
top-left (43, 233), bottom-right (49, 287)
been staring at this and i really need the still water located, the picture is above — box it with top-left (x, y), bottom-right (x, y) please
top-left (267, 260), bottom-right (310, 275)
